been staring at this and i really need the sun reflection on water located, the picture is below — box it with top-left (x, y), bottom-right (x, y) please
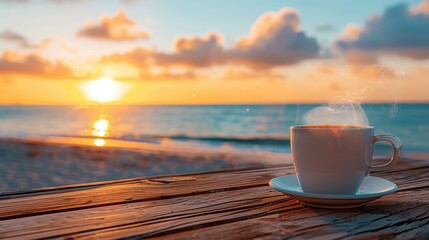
top-left (93, 138), bottom-right (106, 146)
top-left (91, 115), bottom-right (110, 146)
top-left (92, 118), bottom-right (110, 137)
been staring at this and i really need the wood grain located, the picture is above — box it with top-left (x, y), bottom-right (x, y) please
top-left (0, 165), bottom-right (278, 199)
top-left (0, 165), bottom-right (295, 219)
top-left (0, 157), bottom-right (427, 240)
top-left (0, 187), bottom-right (297, 239)
top-left (155, 191), bottom-right (429, 240)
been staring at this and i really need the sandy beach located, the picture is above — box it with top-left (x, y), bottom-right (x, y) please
top-left (0, 137), bottom-right (290, 193)
top-left (1, 135), bottom-right (427, 193)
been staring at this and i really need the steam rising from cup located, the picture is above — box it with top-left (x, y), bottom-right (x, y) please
top-left (301, 65), bottom-right (404, 127)
top-left (303, 100), bottom-right (369, 126)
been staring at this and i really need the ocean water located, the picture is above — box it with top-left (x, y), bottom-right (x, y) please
top-left (0, 104), bottom-right (428, 153)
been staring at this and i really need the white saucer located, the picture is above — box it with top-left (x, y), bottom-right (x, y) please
top-left (269, 174), bottom-right (397, 209)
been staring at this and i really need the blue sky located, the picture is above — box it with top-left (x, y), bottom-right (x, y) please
top-left (1, 0), bottom-right (421, 51)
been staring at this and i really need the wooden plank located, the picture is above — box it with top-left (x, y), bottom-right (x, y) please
top-left (0, 165), bottom-right (278, 199)
top-left (375, 167), bottom-right (429, 191)
top-left (0, 186), bottom-right (296, 240)
top-left (56, 186), bottom-right (429, 239)
top-left (0, 157), bottom-right (424, 219)
top-left (0, 161), bottom-right (428, 239)
top-left (0, 156), bottom-right (422, 199)
top-left (0, 165), bottom-right (295, 219)
top-left (155, 190), bottom-right (429, 240)
top-left (0, 155), bottom-right (421, 199)
top-left (0, 157), bottom-right (425, 220)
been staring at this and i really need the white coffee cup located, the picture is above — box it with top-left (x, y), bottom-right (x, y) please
top-left (290, 125), bottom-right (401, 195)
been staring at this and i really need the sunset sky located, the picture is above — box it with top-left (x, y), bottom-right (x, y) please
top-left (0, 0), bottom-right (428, 105)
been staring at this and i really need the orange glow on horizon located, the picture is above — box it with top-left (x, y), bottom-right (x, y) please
top-left (1, 66), bottom-right (429, 105)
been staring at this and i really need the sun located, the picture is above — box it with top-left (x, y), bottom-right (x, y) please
top-left (80, 76), bottom-right (129, 103)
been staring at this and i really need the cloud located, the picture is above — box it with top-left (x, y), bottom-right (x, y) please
top-left (156, 33), bottom-right (225, 67)
top-left (0, 30), bottom-right (31, 48)
top-left (101, 33), bottom-right (225, 70)
top-left (101, 48), bottom-right (200, 81)
top-left (139, 70), bottom-right (197, 81)
top-left (102, 7), bottom-right (319, 73)
top-left (113, 71), bottom-right (198, 81)
top-left (77, 10), bottom-right (149, 41)
top-left (0, 50), bottom-right (75, 78)
top-left (101, 46), bottom-right (155, 68)
top-left (317, 63), bottom-right (340, 76)
top-left (228, 7), bottom-right (319, 69)
top-left (411, 0), bottom-right (429, 15)
top-left (221, 67), bottom-right (285, 81)
top-left (0, 30), bottom-right (52, 49)
top-left (336, 1), bottom-right (429, 62)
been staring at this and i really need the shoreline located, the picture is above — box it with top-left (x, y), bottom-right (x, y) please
top-left (1, 136), bottom-right (427, 193)
top-left (7, 136), bottom-right (291, 162)
top-left (0, 137), bottom-right (291, 193)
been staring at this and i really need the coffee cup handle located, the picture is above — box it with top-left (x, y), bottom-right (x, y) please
top-left (367, 134), bottom-right (402, 171)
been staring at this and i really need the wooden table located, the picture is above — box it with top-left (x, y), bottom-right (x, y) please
top-left (0, 156), bottom-right (428, 239)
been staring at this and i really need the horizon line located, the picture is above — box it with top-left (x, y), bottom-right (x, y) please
top-left (0, 101), bottom-right (428, 107)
